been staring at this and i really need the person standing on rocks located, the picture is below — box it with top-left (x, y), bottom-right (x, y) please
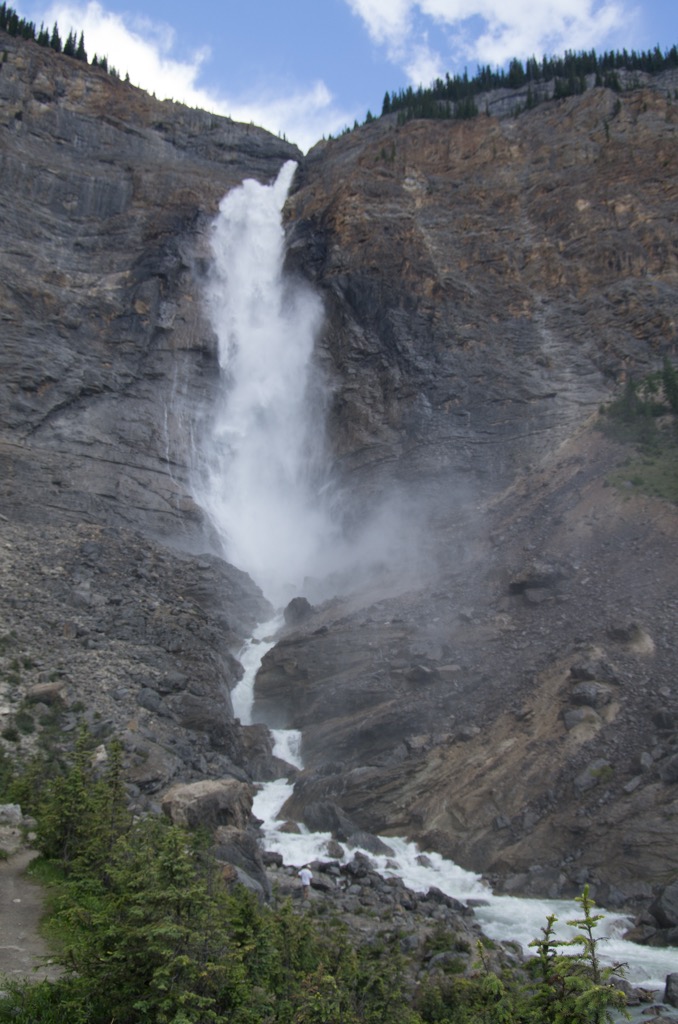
top-left (298, 865), bottom-right (312, 899)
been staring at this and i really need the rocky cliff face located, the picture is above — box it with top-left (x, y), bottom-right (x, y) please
top-left (264, 74), bottom-right (678, 906)
top-left (0, 34), bottom-right (298, 797)
top-left (2, 33), bottom-right (678, 912)
top-left (287, 76), bottom-right (677, 507)
top-left (0, 32), bottom-right (298, 541)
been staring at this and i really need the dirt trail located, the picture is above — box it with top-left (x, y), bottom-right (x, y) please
top-left (0, 848), bottom-right (61, 985)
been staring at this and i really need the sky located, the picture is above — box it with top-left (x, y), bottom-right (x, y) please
top-left (13, 0), bottom-right (678, 151)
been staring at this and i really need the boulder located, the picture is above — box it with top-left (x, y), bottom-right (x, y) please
top-left (346, 831), bottom-right (395, 856)
top-left (569, 682), bottom-right (611, 708)
top-left (569, 659), bottom-right (619, 684)
top-left (0, 804), bottom-right (23, 826)
top-left (563, 707), bottom-right (601, 731)
top-left (161, 779), bottom-right (253, 830)
top-left (302, 800), bottom-right (359, 839)
top-left (284, 597), bottom-right (314, 626)
top-left (213, 825), bottom-right (270, 897)
top-left (324, 839), bottom-right (345, 859)
top-left (650, 881), bottom-right (678, 929)
top-left (665, 974), bottom-right (678, 1009)
top-left (659, 755), bottom-right (678, 785)
top-left (26, 682), bottom-right (67, 705)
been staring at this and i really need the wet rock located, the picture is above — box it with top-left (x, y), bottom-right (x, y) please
top-left (344, 852), bottom-right (373, 878)
top-left (261, 851), bottom-right (284, 867)
top-left (346, 831), bottom-right (394, 856)
top-left (665, 973), bottom-right (678, 1008)
top-left (284, 597), bottom-right (314, 626)
top-left (650, 882), bottom-right (678, 929)
top-left (324, 839), bottom-right (345, 859)
top-left (302, 800), bottom-right (358, 838)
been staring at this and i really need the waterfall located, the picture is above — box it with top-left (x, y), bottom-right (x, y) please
top-left (198, 160), bottom-right (339, 607)
top-left (197, 158), bottom-right (427, 606)
top-left (194, 162), bottom-right (677, 1000)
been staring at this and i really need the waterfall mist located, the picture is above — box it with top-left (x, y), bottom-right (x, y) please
top-left (197, 162), bottom-right (340, 606)
top-left (196, 161), bottom-right (430, 606)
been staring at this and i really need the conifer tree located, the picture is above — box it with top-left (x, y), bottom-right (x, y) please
top-left (527, 886), bottom-right (627, 1024)
top-left (49, 21), bottom-right (61, 52)
top-left (36, 725), bottom-right (93, 868)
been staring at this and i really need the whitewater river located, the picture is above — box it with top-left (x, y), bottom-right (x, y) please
top-left (235, 619), bottom-right (678, 997)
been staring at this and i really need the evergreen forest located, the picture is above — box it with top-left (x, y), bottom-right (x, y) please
top-left (0, 2), bottom-right (122, 77)
top-left (380, 44), bottom-right (678, 122)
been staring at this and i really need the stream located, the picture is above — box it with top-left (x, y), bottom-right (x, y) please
top-left (235, 619), bottom-right (677, 997)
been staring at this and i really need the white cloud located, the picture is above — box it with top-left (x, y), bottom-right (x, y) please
top-left (225, 81), bottom-right (354, 152)
top-left (465, 0), bottom-right (630, 67)
top-left (31, 1), bottom-right (352, 151)
top-left (404, 40), bottom-right (445, 87)
top-left (346, 0), bottom-right (634, 85)
top-left (345, 0), bottom-right (412, 45)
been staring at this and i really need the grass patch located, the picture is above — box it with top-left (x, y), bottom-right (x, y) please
top-left (606, 448), bottom-right (678, 503)
top-left (599, 360), bottom-right (678, 503)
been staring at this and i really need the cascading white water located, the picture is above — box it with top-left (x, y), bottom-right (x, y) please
top-left (197, 164), bottom-right (677, 1001)
top-left (232, 640), bottom-right (677, 995)
top-left (198, 159), bottom-right (430, 606)
top-left (198, 160), bottom-right (345, 607)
